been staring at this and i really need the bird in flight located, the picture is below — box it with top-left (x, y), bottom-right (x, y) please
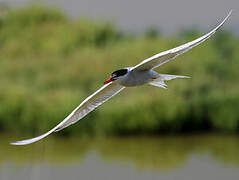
top-left (11, 11), bottom-right (232, 145)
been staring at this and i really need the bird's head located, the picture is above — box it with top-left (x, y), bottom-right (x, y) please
top-left (104, 68), bottom-right (129, 84)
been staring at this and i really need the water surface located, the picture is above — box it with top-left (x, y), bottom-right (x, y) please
top-left (1, 135), bottom-right (239, 180)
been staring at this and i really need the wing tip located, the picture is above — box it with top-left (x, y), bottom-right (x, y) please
top-left (10, 138), bottom-right (42, 146)
top-left (228, 9), bottom-right (233, 16)
top-left (218, 10), bottom-right (232, 28)
top-left (10, 138), bottom-right (38, 145)
top-left (10, 141), bottom-right (27, 146)
top-left (225, 9), bottom-right (233, 21)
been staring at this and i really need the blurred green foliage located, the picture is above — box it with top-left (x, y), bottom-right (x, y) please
top-left (0, 5), bottom-right (239, 136)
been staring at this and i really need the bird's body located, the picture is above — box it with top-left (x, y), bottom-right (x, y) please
top-left (11, 11), bottom-right (232, 145)
top-left (115, 68), bottom-right (158, 87)
top-left (112, 68), bottom-right (188, 88)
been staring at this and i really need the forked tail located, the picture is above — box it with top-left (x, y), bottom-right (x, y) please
top-left (149, 74), bottom-right (190, 89)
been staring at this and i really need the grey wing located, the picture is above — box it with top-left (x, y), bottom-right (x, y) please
top-left (11, 82), bottom-right (125, 145)
top-left (132, 11), bottom-right (232, 71)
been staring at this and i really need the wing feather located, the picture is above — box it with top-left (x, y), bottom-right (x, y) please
top-left (133, 11), bottom-right (232, 71)
top-left (11, 82), bottom-right (125, 145)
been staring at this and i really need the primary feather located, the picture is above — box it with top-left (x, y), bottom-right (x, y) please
top-left (11, 83), bottom-right (125, 145)
top-left (133, 10), bottom-right (232, 71)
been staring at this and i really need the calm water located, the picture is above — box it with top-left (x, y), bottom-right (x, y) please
top-left (1, 135), bottom-right (239, 180)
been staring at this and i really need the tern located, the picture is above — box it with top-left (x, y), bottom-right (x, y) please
top-left (11, 11), bottom-right (231, 145)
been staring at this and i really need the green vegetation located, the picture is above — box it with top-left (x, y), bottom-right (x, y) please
top-left (0, 5), bottom-right (239, 136)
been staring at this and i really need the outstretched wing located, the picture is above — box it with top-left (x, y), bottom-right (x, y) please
top-left (132, 11), bottom-right (232, 71)
top-left (11, 82), bottom-right (125, 145)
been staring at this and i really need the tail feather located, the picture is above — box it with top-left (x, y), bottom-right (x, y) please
top-left (149, 74), bottom-right (190, 88)
top-left (156, 74), bottom-right (190, 81)
top-left (149, 82), bottom-right (168, 89)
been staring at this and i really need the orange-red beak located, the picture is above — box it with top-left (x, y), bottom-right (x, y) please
top-left (104, 78), bottom-right (113, 85)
